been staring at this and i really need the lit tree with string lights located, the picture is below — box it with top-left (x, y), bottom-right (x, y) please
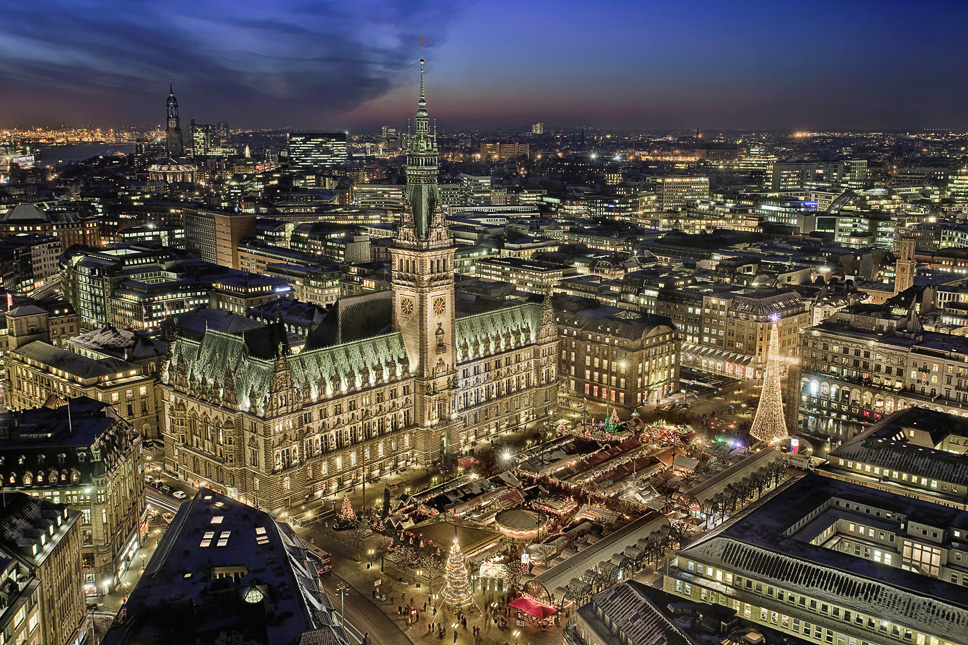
top-left (337, 493), bottom-right (358, 527)
top-left (749, 317), bottom-right (789, 444)
top-left (440, 536), bottom-right (477, 610)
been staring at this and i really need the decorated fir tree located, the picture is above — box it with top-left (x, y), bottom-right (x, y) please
top-left (440, 536), bottom-right (475, 609)
top-left (338, 493), bottom-right (358, 527)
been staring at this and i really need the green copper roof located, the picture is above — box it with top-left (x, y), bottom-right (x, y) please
top-left (170, 329), bottom-right (410, 414)
top-left (455, 302), bottom-right (542, 359)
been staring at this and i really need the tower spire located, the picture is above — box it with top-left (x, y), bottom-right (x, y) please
top-left (419, 37), bottom-right (425, 103)
top-left (402, 38), bottom-right (438, 240)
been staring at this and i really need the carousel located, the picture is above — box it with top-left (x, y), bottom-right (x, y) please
top-left (493, 509), bottom-right (551, 542)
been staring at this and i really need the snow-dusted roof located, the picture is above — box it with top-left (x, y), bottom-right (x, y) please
top-left (829, 407), bottom-right (968, 486)
top-left (70, 326), bottom-right (167, 360)
top-left (13, 341), bottom-right (139, 379)
top-left (678, 475), bottom-right (968, 641)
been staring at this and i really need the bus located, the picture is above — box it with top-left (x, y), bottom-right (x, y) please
top-left (308, 549), bottom-right (332, 575)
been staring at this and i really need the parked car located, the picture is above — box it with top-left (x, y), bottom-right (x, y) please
top-left (158, 484), bottom-right (172, 495)
top-left (172, 490), bottom-right (187, 500)
top-left (162, 512), bottom-right (175, 523)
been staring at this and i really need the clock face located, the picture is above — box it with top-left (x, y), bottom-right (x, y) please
top-left (433, 297), bottom-right (446, 315)
top-left (169, 119), bottom-right (177, 128)
top-left (400, 298), bottom-right (414, 316)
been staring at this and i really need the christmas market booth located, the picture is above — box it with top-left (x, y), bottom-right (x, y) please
top-left (509, 595), bottom-right (557, 619)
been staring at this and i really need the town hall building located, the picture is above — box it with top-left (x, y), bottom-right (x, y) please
top-left (160, 59), bottom-right (559, 514)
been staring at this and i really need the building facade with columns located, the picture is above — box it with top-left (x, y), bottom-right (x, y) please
top-left (798, 305), bottom-right (968, 450)
top-left (160, 60), bottom-right (558, 515)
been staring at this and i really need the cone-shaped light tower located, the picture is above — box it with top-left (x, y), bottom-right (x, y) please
top-left (749, 317), bottom-right (789, 444)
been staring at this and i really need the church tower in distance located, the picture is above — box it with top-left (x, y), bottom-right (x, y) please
top-left (390, 49), bottom-right (458, 464)
top-left (166, 81), bottom-right (184, 157)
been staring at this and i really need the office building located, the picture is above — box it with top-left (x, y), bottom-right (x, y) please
top-left (0, 492), bottom-right (85, 645)
top-left (286, 131), bottom-right (349, 170)
top-left (823, 407), bottom-right (968, 510)
top-left (652, 176), bottom-right (710, 211)
top-left (353, 183), bottom-right (405, 210)
top-left (183, 208), bottom-right (257, 269)
top-left (160, 58), bottom-right (558, 515)
top-left (262, 263), bottom-right (342, 306)
top-left (0, 204), bottom-right (100, 251)
top-left (532, 122), bottom-right (544, 135)
top-left (480, 141), bottom-right (530, 160)
top-left (657, 287), bottom-right (808, 380)
top-left (555, 297), bottom-right (680, 410)
top-left (0, 234), bottom-right (60, 296)
top-left (797, 305), bottom-right (968, 445)
top-left (117, 224), bottom-right (185, 249)
top-left (772, 160), bottom-right (868, 190)
top-left (475, 257), bottom-right (578, 295)
top-left (101, 490), bottom-right (349, 645)
top-left (0, 399), bottom-right (145, 596)
top-left (460, 174), bottom-right (493, 206)
top-left (666, 474), bottom-right (968, 645)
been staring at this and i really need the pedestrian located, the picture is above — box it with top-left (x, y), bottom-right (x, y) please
top-left (372, 589), bottom-right (376, 599)
top-left (453, 629), bottom-right (458, 643)
top-left (398, 605), bottom-right (402, 615)
top-left (423, 601), bottom-right (427, 612)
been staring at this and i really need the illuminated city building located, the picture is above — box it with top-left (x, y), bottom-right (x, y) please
top-left (0, 493), bottom-right (84, 645)
top-left (555, 297), bottom-right (679, 410)
top-left (475, 257), bottom-right (578, 295)
top-left (160, 57), bottom-right (558, 515)
top-left (286, 131), bottom-right (349, 170)
top-left (165, 81), bottom-right (184, 157)
top-left (480, 141), bottom-right (530, 161)
top-left (101, 490), bottom-right (349, 644)
top-left (797, 305), bottom-right (968, 445)
top-left (0, 203), bottom-right (100, 251)
top-left (658, 287), bottom-right (808, 380)
top-left (183, 208), bottom-right (256, 270)
top-left (666, 475), bottom-right (968, 645)
top-left (0, 398), bottom-right (145, 597)
top-left (651, 176), bottom-right (710, 211)
top-left (771, 160), bottom-right (868, 191)
top-left (823, 407), bottom-right (968, 510)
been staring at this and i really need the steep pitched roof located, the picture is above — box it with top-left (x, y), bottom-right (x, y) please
top-left (455, 301), bottom-right (542, 356)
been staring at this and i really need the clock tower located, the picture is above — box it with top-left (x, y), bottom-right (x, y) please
top-left (391, 51), bottom-right (458, 465)
top-left (166, 80), bottom-right (184, 157)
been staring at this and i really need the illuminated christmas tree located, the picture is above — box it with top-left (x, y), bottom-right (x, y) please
top-left (749, 319), bottom-right (789, 444)
top-left (338, 493), bottom-right (358, 527)
top-left (440, 536), bottom-right (476, 609)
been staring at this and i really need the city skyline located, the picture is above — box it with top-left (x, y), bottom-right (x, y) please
top-left (2, 0), bottom-right (967, 131)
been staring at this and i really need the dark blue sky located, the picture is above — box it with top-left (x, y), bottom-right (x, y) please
top-left (1, 0), bottom-right (966, 131)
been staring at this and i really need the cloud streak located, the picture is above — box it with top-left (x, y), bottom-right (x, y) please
top-left (0, 0), bottom-right (465, 128)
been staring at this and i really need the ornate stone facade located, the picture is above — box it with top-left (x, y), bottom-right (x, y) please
top-left (160, 58), bottom-right (557, 514)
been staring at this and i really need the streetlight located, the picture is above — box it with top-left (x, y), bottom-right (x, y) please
top-left (513, 629), bottom-right (520, 645)
top-left (367, 549), bottom-right (374, 569)
top-left (335, 582), bottom-right (348, 626)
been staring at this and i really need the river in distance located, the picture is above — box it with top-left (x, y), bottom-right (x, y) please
top-left (37, 142), bottom-right (136, 167)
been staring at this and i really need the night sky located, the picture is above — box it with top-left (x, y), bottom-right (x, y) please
top-left (1, 0), bottom-right (967, 131)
